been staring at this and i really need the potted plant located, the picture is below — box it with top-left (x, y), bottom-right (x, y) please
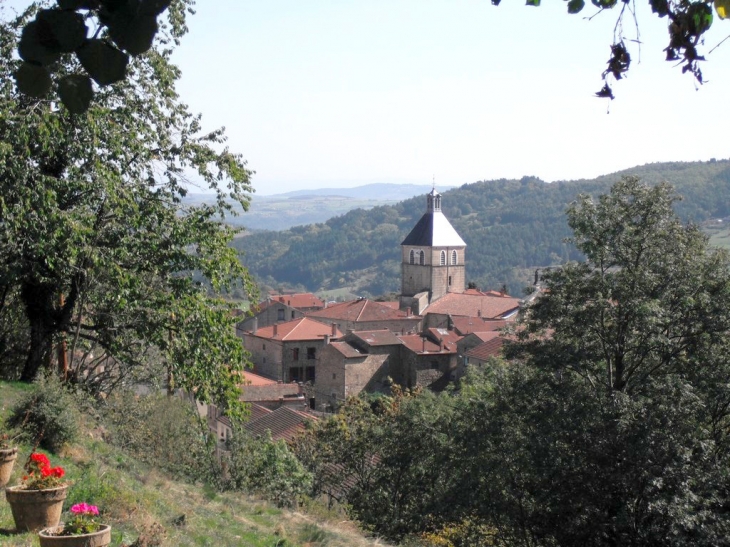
top-left (5, 452), bottom-right (68, 531)
top-left (38, 503), bottom-right (111, 547)
top-left (0, 433), bottom-right (19, 488)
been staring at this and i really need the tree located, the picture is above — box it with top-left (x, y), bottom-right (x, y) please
top-left (511, 176), bottom-right (730, 396)
top-left (492, 176), bottom-right (730, 545)
top-left (0, 4), bottom-right (256, 418)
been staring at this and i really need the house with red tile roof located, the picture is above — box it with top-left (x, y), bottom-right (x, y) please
top-left (306, 297), bottom-right (422, 334)
top-left (236, 292), bottom-right (325, 333)
top-left (422, 290), bottom-right (520, 330)
top-left (393, 333), bottom-right (458, 389)
top-left (240, 317), bottom-right (343, 383)
top-left (316, 341), bottom-right (391, 409)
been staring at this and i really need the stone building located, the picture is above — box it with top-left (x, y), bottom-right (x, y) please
top-left (239, 317), bottom-right (343, 382)
top-left (400, 188), bottom-right (466, 314)
top-left (236, 292), bottom-right (324, 333)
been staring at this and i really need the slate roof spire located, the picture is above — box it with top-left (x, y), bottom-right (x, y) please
top-left (401, 188), bottom-right (465, 247)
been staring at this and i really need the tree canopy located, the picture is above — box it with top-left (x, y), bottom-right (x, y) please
top-left (0, 2), bottom-right (256, 418)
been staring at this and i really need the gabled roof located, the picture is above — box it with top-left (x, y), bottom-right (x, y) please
top-left (329, 341), bottom-right (364, 358)
top-left (450, 316), bottom-right (510, 335)
top-left (401, 210), bottom-right (466, 247)
top-left (426, 327), bottom-right (463, 348)
top-left (425, 292), bottom-right (520, 319)
top-left (244, 406), bottom-right (316, 442)
top-left (397, 334), bottom-right (457, 354)
top-left (349, 330), bottom-right (403, 347)
top-left (240, 370), bottom-right (277, 386)
top-left (308, 299), bottom-right (419, 323)
top-left (465, 337), bottom-right (505, 361)
top-left (253, 317), bottom-right (342, 341)
top-left (249, 403), bottom-right (274, 421)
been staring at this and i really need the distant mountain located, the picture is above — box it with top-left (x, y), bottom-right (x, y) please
top-left (232, 160), bottom-right (730, 297)
top-left (184, 183), bottom-right (454, 231)
top-left (264, 183), bottom-right (455, 201)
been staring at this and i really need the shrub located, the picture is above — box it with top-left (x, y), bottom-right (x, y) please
top-left (7, 373), bottom-right (81, 452)
top-left (221, 428), bottom-right (312, 508)
top-left (101, 391), bottom-right (218, 484)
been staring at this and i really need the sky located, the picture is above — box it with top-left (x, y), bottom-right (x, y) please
top-left (23, 1), bottom-right (730, 196)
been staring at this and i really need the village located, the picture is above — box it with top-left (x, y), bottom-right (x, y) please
top-left (203, 188), bottom-right (537, 445)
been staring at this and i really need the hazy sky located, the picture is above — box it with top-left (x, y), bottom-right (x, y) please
top-left (53, 2), bottom-right (730, 195)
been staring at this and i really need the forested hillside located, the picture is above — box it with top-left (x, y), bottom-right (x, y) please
top-left (233, 160), bottom-right (730, 296)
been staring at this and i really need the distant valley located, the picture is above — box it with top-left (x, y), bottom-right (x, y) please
top-left (184, 183), bottom-right (454, 231)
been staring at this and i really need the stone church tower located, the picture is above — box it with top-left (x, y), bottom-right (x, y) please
top-left (400, 188), bottom-right (466, 312)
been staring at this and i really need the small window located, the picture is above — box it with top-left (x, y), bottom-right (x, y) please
top-left (292, 348), bottom-right (299, 361)
top-left (262, 343), bottom-right (266, 350)
top-left (419, 250), bottom-right (425, 265)
top-left (262, 357), bottom-right (266, 364)
top-left (307, 347), bottom-right (316, 360)
top-left (409, 249), bottom-right (415, 264)
top-left (306, 366), bottom-right (315, 382)
top-left (448, 276), bottom-right (452, 286)
top-left (332, 373), bottom-right (336, 380)
top-left (440, 251), bottom-right (446, 265)
top-left (277, 309), bottom-right (284, 321)
top-left (291, 310), bottom-right (295, 319)
top-left (451, 250), bottom-right (458, 265)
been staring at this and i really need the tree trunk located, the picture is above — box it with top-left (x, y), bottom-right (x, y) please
top-left (19, 282), bottom-right (56, 382)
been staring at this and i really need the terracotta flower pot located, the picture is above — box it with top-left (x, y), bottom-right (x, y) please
top-left (0, 446), bottom-right (18, 488)
top-left (5, 484), bottom-right (69, 531)
top-left (38, 524), bottom-right (112, 547)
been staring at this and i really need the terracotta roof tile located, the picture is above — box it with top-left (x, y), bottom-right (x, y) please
top-left (248, 403), bottom-right (273, 421)
top-left (330, 341), bottom-right (364, 358)
top-left (244, 406), bottom-right (316, 442)
top-left (240, 370), bottom-right (277, 386)
top-left (308, 299), bottom-right (419, 323)
top-left (450, 316), bottom-right (510, 335)
top-left (349, 330), bottom-right (403, 347)
top-left (466, 337), bottom-right (506, 361)
top-left (426, 292), bottom-right (520, 319)
top-left (397, 334), bottom-right (457, 354)
top-left (264, 293), bottom-right (325, 309)
top-left (254, 317), bottom-right (342, 341)
top-left (426, 327), bottom-right (463, 347)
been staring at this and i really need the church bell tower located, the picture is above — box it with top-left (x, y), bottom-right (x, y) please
top-left (400, 188), bottom-right (466, 309)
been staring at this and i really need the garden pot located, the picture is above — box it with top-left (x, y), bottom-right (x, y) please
top-left (5, 484), bottom-right (69, 531)
top-left (0, 446), bottom-right (18, 488)
top-left (38, 524), bottom-right (112, 547)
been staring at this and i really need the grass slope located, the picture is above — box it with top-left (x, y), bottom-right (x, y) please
top-left (0, 382), bottom-right (388, 547)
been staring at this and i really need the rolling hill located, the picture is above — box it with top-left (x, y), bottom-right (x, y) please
top-left (232, 160), bottom-right (730, 297)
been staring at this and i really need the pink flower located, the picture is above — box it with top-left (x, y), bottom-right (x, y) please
top-left (70, 503), bottom-right (99, 516)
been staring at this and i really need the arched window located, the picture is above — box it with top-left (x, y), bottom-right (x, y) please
top-left (440, 251), bottom-right (446, 265)
top-left (409, 249), bottom-right (415, 264)
top-left (419, 250), bottom-right (425, 265)
top-left (451, 250), bottom-right (458, 265)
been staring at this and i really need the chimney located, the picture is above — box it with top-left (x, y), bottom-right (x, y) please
top-left (324, 334), bottom-right (330, 345)
top-left (477, 309), bottom-right (482, 318)
top-left (331, 323), bottom-right (337, 337)
top-left (273, 323), bottom-right (278, 336)
top-left (406, 307), bottom-right (411, 317)
top-left (252, 317), bottom-right (258, 333)
top-left (422, 337), bottom-right (426, 353)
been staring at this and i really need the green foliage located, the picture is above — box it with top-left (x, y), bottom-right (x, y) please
top-left (0, 6), bottom-right (257, 416)
top-left (6, 373), bottom-right (81, 452)
top-left (222, 428), bottom-right (312, 508)
top-left (14, 0), bottom-right (178, 113)
top-left (101, 391), bottom-right (219, 484)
